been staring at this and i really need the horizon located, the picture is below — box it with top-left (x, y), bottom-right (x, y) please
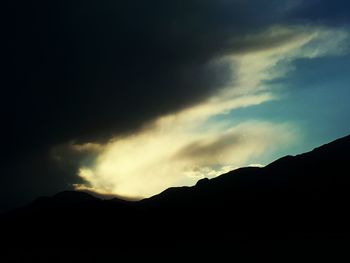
top-left (3, 0), bottom-right (350, 211)
top-left (30, 133), bottom-right (350, 202)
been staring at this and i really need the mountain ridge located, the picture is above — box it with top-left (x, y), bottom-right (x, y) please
top-left (2, 134), bottom-right (350, 245)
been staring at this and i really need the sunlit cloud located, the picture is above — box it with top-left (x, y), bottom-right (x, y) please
top-left (74, 121), bottom-right (296, 198)
top-left (68, 25), bottom-right (349, 199)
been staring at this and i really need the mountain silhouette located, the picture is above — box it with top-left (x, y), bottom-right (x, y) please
top-left (1, 134), bottom-right (350, 246)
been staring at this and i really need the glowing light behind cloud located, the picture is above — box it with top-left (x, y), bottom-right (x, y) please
top-left (75, 121), bottom-right (296, 198)
top-left (71, 25), bottom-right (349, 199)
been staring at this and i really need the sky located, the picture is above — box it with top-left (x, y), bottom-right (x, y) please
top-left (2, 0), bottom-right (350, 210)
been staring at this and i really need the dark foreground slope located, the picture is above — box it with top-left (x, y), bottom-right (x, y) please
top-left (1, 135), bottom-right (350, 245)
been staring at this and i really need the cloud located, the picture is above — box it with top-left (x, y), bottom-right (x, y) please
top-left (293, 0), bottom-right (350, 24)
top-left (1, 0), bottom-right (349, 209)
top-left (71, 24), bottom-right (349, 199)
top-left (74, 121), bottom-right (296, 198)
top-left (3, 0), bottom-right (301, 152)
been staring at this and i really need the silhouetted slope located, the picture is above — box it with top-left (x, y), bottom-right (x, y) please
top-left (28, 191), bottom-right (99, 209)
top-left (145, 134), bottom-right (350, 205)
top-left (1, 134), bottom-right (350, 245)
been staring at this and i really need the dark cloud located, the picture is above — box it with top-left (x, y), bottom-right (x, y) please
top-left (174, 133), bottom-right (243, 164)
top-left (1, 0), bottom-right (346, 210)
top-left (293, 0), bottom-right (350, 24)
top-left (3, 0), bottom-right (294, 151)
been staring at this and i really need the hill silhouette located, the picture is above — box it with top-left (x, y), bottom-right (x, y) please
top-left (1, 134), bottom-right (350, 246)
